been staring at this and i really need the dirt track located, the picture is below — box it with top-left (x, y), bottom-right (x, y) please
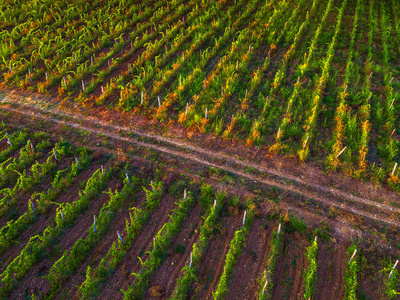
top-left (1, 92), bottom-right (400, 232)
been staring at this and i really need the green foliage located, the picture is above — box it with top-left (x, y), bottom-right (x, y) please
top-left (304, 238), bottom-right (318, 299)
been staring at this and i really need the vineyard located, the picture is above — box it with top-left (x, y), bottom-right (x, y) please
top-left (1, 0), bottom-right (400, 298)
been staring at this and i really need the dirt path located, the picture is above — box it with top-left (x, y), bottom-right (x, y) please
top-left (0, 101), bottom-right (399, 230)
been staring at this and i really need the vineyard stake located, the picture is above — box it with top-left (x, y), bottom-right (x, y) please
top-left (30, 200), bottom-right (36, 214)
top-left (9, 64), bottom-right (13, 74)
top-left (101, 165), bottom-right (105, 176)
top-left (153, 238), bottom-right (156, 252)
top-left (368, 72), bottom-right (373, 81)
top-left (158, 96), bottom-right (161, 107)
top-left (349, 249), bottom-right (357, 264)
top-left (390, 98), bottom-right (395, 108)
top-left (82, 80), bottom-right (85, 93)
top-left (221, 87), bottom-right (224, 96)
top-left (189, 252), bottom-right (193, 268)
top-left (45, 72), bottom-right (48, 82)
top-left (91, 56), bottom-right (93, 67)
top-left (75, 52), bottom-right (77, 63)
top-left (277, 223), bottom-right (282, 237)
top-left (179, 74), bottom-right (182, 86)
top-left (303, 135), bottom-right (309, 150)
top-left (6, 133), bottom-right (12, 147)
top-left (389, 260), bottom-right (399, 279)
top-left (390, 77), bottom-right (394, 84)
top-left (117, 231), bottom-right (123, 244)
top-left (93, 215), bottom-right (96, 233)
top-left (63, 76), bottom-right (67, 89)
top-left (236, 60), bottom-right (238, 71)
top-left (242, 210), bottom-right (247, 227)
top-left (53, 148), bottom-right (59, 163)
top-left (101, 86), bottom-right (104, 96)
top-left (185, 103), bottom-right (188, 116)
top-left (28, 68), bottom-right (32, 82)
top-left (245, 89), bottom-right (248, 99)
top-left (277, 127), bottom-right (281, 140)
top-left (205, 107), bottom-right (207, 120)
top-left (75, 157), bottom-right (81, 170)
top-left (108, 59), bottom-right (110, 71)
top-left (336, 146), bottom-right (347, 158)
top-left (28, 139), bottom-right (35, 153)
top-left (214, 199), bottom-right (217, 208)
top-left (390, 129), bottom-right (396, 138)
top-left (141, 92), bottom-right (144, 105)
top-left (262, 279), bottom-right (268, 296)
top-left (392, 162), bottom-right (397, 176)
top-left (60, 209), bottom-right (64, 221)
top-left (184, 189), bottom-right (187, 201)
top-left (126, 173), bottom-right (130, 183)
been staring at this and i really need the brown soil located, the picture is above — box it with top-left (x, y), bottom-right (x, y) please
top-left (98, 193), bottom-right (178, 299)
top-left (314, 241), bottom-right (347, 299)
top-left (271, 231), bottom-right (308, 300)
top-left (189, 213), bottom-right (243, 299)
top-left (225, 219), bottom-right (275, 300)
top-left (143, 203), bottom-right (202, 299)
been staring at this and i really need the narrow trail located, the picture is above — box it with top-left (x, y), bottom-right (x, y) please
top-left (0, 95), bottom-right (399, 229)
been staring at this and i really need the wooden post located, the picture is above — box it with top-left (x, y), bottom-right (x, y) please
top-left (248, 45), bottom-right (251, 53)
top-left (392, 162), bottom-right (397, 176)
top-left (157, 96), bottom-right (161, 107)
top-left (82, 80), bottom-right (85, 93)
top-left (368, 72), bottom-right (373, 81)
top-left (28, 68), bottom-right (32, 82)
top-left (91, 56), bottom-right (93, 67)
top-left (179, 74), bottom-right (182, 86)
top-left (390, 98), bottom-right (395, 108)
top-left (314, 236), bottom-right (318, 242)
top-left (185, 103), bottom-right (188, 116)
top-left (93, 215), bottom-right (96, 232)
top-left (101, 86), bottom-right (104, 96)
top-left (214, 199), bottom-right (217, 208)
top-left (9, 64), bottom-right (13, 74)
top-left (389, 260), bottom-right (399, 279)
top-left (277, 223), bottom-right (282, 237)
top-left (75, 52), bottom-right (77, 63)
top-left (60, 209), bottom-right (64, 221)
top-left (184, 189), bottom-right (187, 201)
top-left (141, 92), bottom-right (144, 105)
top-left (205, 107), bottom-right (207, 120)
top-left (276, 127), bottom-right (281, 140)
top-left (349, 249), bottom-right (357, 264)
top-left (63, 76), bottom-right (67, 89)
top-left (390, 77), bottom-right (394, 85)
top-left (336, 146), bottom-right (347, 158)
top-left (245, 89), bottom-right (248, 99)
top-left (101, 165), bottom-right (105, 176)
top-left (153, 238), bottom-right (156, 252)
top-left (390, 129), bottom-right (396, 138)
top-left (242, 210), bottom-right (247, 227)
top-left (131, 41), bottom-right (133, 50)
top-left (45, 72), bottom-right (48, 82)
top-left (189, 251), bottom-right (193, 268)
top-left (128, 63), bottom-right (130, 73)
top-left (75, 157), bottom-right (81, 170)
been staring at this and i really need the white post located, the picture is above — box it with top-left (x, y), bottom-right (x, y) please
top-left (349, 249), bottom-right (357, 264)
top-left (314, 236), bottom-right (318, 242)
top-left (153, 238), bottom-right (156, 252)
top-left (126, 173), bottom-right (130, 183)
top-left (390, 98), bottom-right (395, 108)
top-left (30, 200), bottom-right (36, 214)
top-left (60, 209), bottom-right (64, 221)
top-left (101, 86), bottom-right (104, 96)
top-left (184, 189), bottom-right (187, 201)
top-left (45, 72), bottom-right (48, 82)
top-left (6, 133), bottom-right (12, 147)
top-left (248, 45), bottom-right (251, 53)
top-left (262, 279), bottom-right (268, 296)
top-left (390, 77), bottom-right (394, 84)
top-left (9, 64), bottom-right (13, 74)
top-left (141, 92), bottom-right (144, 105)
top-left (117, 231), bottom-right (123, 244)
top-left (101, 165), bottom-right (105, 176)
top-left (389, 260), bottom-right (399, 279)
top-left (179, 74), bottom-right (182, 86)
top-left (392, 163), bottom-right (398, 176)
top-left (214, 199), bottom-right (217, 208)
top-left (185, 103), bottom-right (188, 116)
top-left (277, 127), bottom-right (281, 140)
top-left (205, 107), bottom-right (207, 120)
top-left (29, 140), bottom-right (35, 153)
top-left (53, 148), bottom-right (59, 163)
top-left (303, 135), bottom-right (309, 150)
top-left (242, 210), bottom-right (247, 227)
top-left (75, 157), bottom-right (81, 170)
top-left (93, 215), bottom-right (96, 232)
top-left (82, 80), bottom-right (85, 93)
top-left (189, 251), bottom-right (193, 268)
top-left (336, 146), bottom-right (347, 158)
top-left (158, 96), bottom-right (161, 107)
top-left (277, 223), bottom-right (282, 237)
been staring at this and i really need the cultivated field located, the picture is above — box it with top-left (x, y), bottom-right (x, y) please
top-left (1, 0), bottom-right (400, 298)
